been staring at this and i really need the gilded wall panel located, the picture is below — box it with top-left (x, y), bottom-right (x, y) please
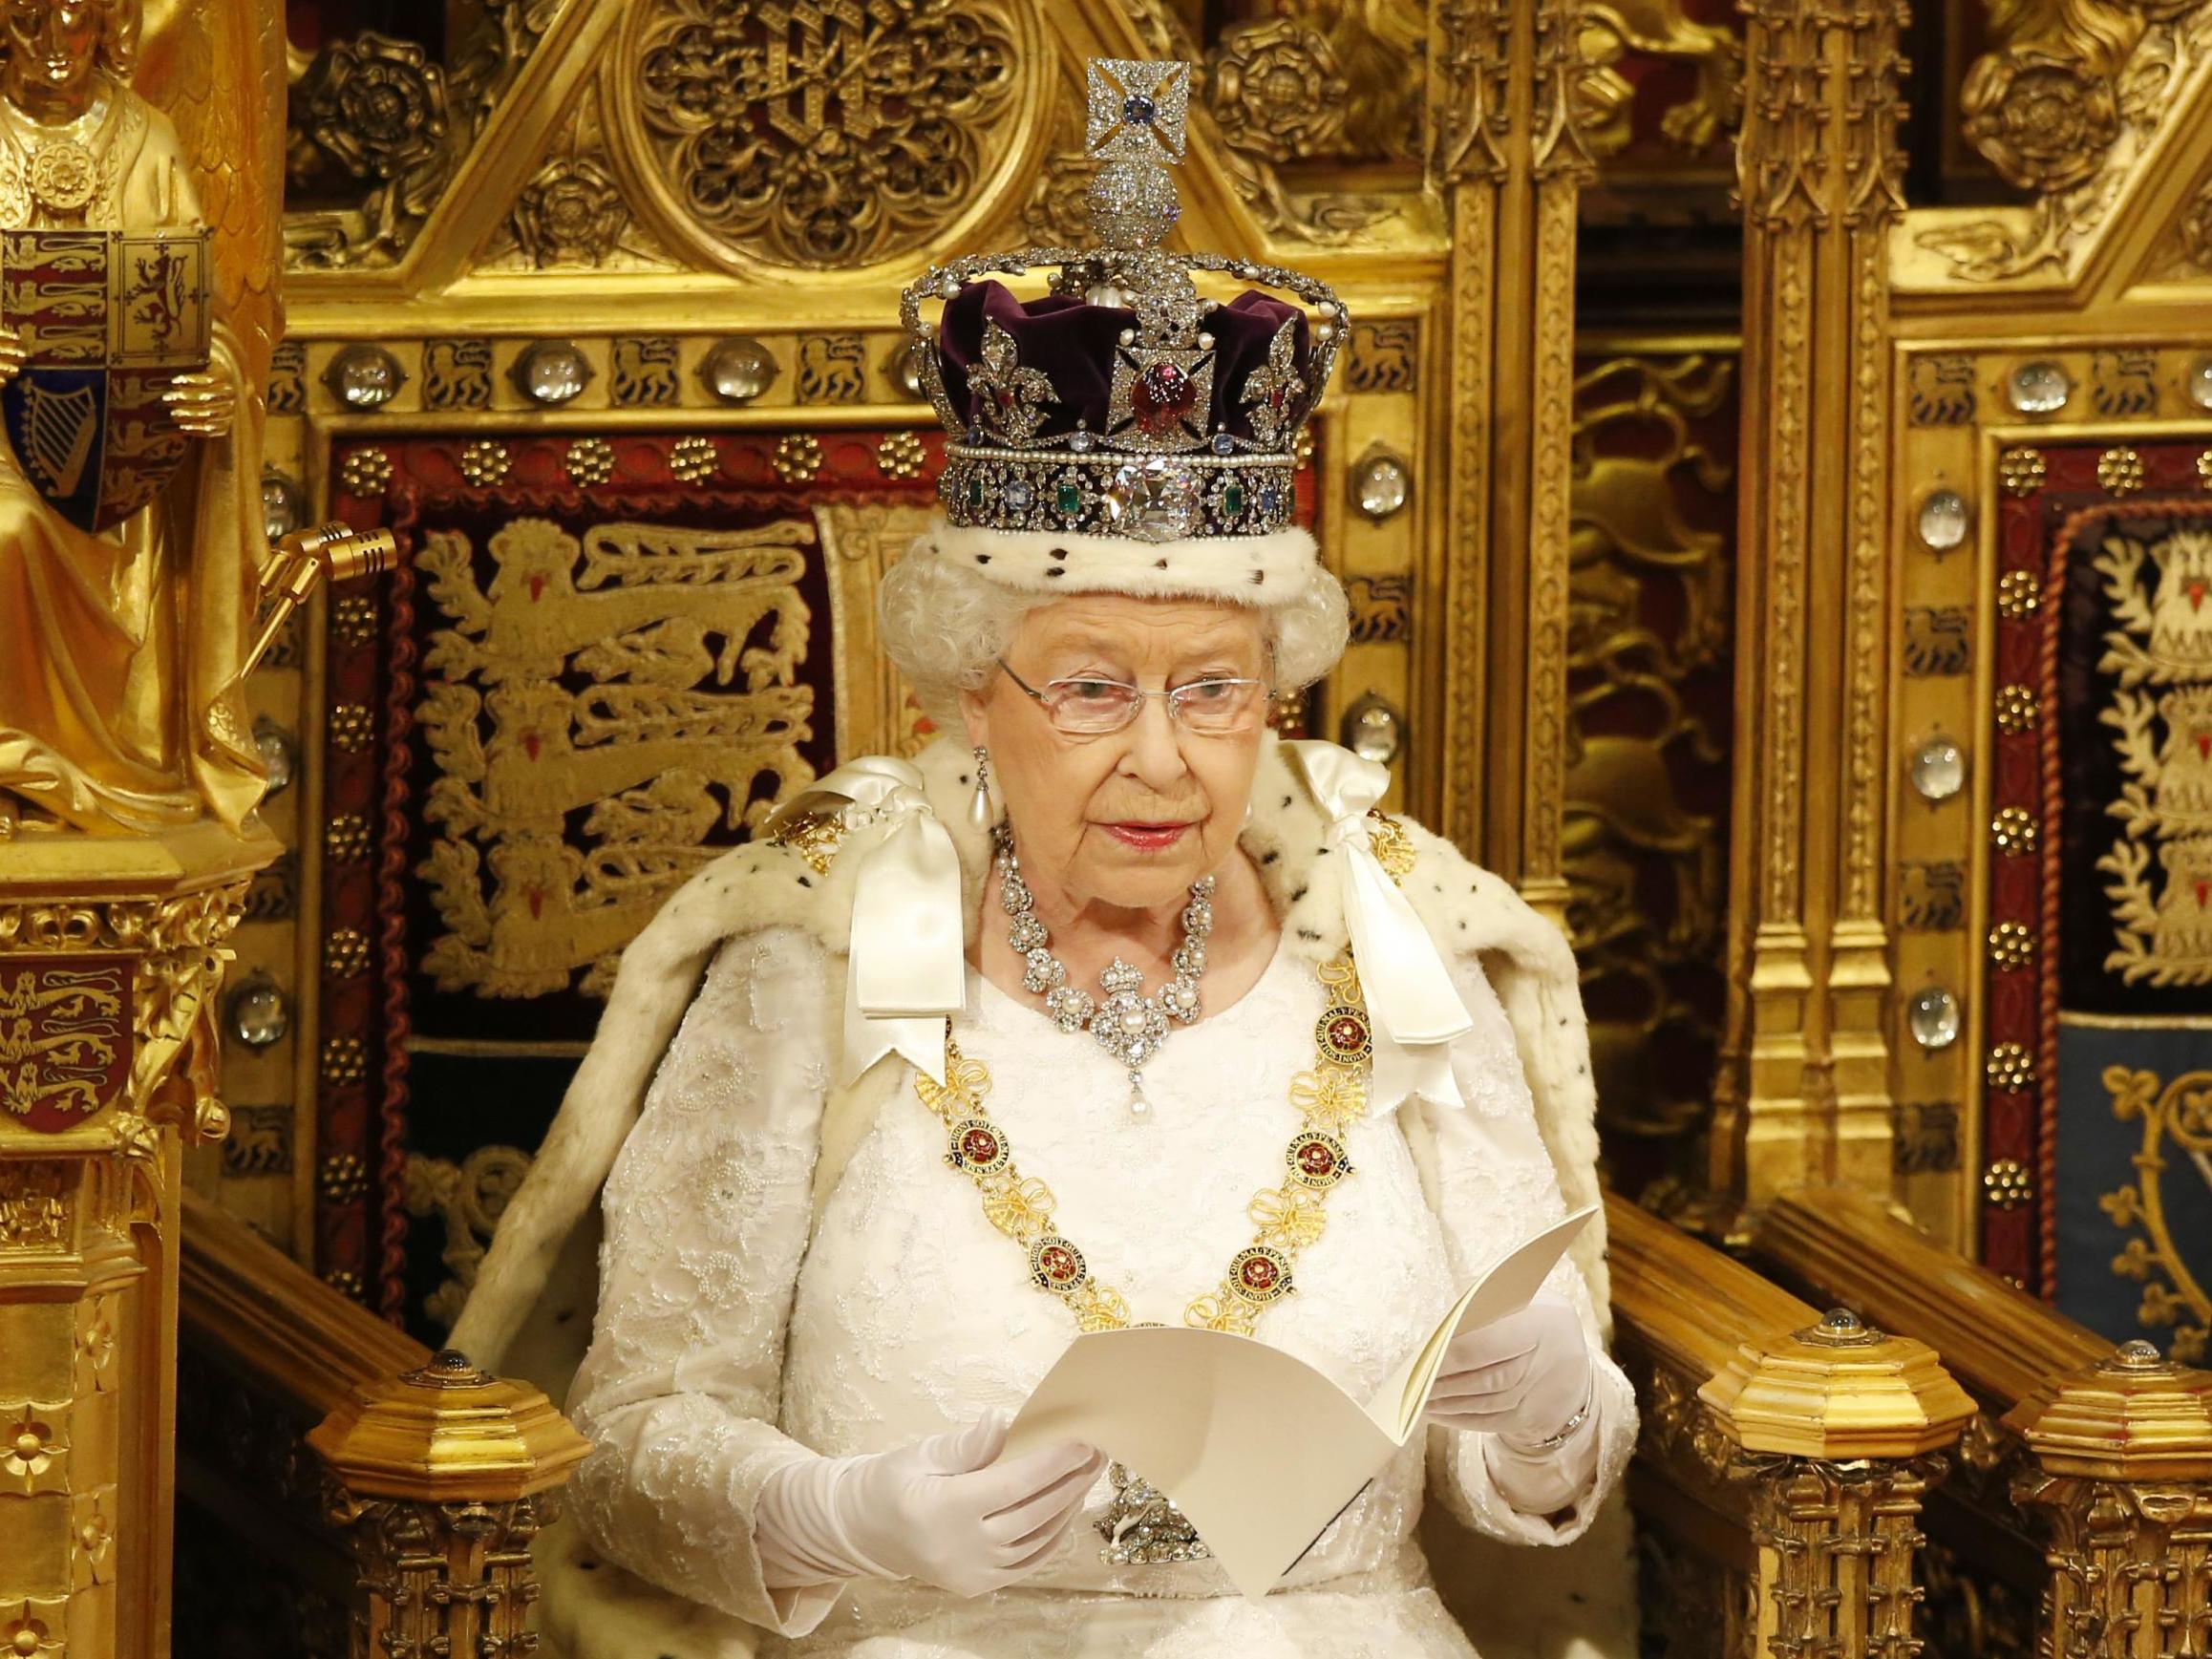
top-left (606, 0), bottom-right (1044, 276)
top-left (1889, 332), bottom-right (2212, 1272)
top-left (1565, 347), bottom-right (1739, 1200)
top-left (1572, 0), bottom-right (1742, 175)
top-left (1907, 1), bottom-right (2212, 288)
top-left (286, 2), bottom-right (566, 269)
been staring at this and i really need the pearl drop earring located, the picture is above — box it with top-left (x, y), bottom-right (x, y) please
top-left (968, 746), bottom-right (994, 831)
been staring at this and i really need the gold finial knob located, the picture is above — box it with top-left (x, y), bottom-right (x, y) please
top-left (400, 1348), bottom-right (492, 1389)
top-left (2102, 1339), bottom-right (2174, 1375)
top-left (308, 1348), bottom-right (587, 1502)
top-left (2007, 1342), bottom-right (2212, 1479)
top-left (1702, 1307), bottom-right (1973, 1458)
top-left (1798, 1307), bottom-right (1884, 1347)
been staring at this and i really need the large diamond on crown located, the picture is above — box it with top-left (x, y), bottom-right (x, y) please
top-left (1105, 457), bottom-right (1201, 542)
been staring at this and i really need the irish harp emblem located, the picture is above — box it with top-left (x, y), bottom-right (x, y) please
top-left (0, 227), bottom-right (211, 533)
top-left (21, 378), bottom-right (98, 497)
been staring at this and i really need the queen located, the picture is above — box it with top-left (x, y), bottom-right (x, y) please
top-left (456, 58), bottom-right (1634, 1659)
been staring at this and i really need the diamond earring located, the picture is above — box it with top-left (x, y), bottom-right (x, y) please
top-left (968, 746), bottom-right (994, 831)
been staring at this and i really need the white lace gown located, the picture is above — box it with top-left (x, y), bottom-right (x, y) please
top-left (565, 925), bottom-right (1635, 1658)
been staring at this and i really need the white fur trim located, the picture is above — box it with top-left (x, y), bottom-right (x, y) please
top-left (453, 734), bottom-right (1611, 1371)
top-left (920, 516), bottom-right (1320, 606)
top-left (458, 734), bottom-right (1626, 1656)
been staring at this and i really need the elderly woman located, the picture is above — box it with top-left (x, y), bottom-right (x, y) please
top-left (452, 58), bottom-right (1632, 1659)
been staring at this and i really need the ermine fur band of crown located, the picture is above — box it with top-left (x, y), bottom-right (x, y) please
top-left (899, 58), bottom-right (1344, 588)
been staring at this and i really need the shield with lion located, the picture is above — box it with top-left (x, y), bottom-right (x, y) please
top-left (0, 226), bottom-right (211, 533)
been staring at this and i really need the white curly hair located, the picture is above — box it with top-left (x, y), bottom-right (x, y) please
top-left (879, 547), bottom-right (1351, 733)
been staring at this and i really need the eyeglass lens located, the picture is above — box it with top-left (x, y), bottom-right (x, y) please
top-left (1043, 678), bottom-right (1265, 734)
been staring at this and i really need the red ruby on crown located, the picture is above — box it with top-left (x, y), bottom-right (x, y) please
top-left (1132, 360), bottom-right (1196, 436)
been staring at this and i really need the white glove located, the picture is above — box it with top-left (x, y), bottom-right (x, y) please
top-left (1425, 1292), bottom-right (1593, 1448)
top-left (756, 1413), bottom-right (1105, 1600)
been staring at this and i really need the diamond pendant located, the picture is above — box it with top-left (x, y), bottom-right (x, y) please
top-left (1097, 1461), bottom-right (1209, 1564)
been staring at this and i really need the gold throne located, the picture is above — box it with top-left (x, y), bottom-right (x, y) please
top-left (4, 2), bottom-right (2211, 1656)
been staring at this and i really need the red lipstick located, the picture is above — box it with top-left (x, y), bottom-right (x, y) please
top-left (1102, 822), bottom-right (1193, 851)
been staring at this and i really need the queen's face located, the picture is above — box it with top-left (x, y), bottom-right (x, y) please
top-left (3, 0), bottom-right (103, 115)
top-left (962, 593), bottom-right (1272, 914)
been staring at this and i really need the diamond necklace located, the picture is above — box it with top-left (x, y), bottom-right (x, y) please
top-left (992, 824), bottom-right (1214, 1118)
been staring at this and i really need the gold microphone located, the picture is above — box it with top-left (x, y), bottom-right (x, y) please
top-left (237, 522), bottom-right (397, 679)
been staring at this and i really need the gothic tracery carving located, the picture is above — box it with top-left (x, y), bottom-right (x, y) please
top-left (622, 0), bottom-right (1023, 270)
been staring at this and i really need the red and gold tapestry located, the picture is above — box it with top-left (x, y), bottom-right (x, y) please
top-left (1990, 438), bottom-right (2212, 1363)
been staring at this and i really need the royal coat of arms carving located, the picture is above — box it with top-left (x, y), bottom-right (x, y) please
top-left (0, 958), bottom-right (127, 1133)
top-left (0, 226), bottom-right (209, 532)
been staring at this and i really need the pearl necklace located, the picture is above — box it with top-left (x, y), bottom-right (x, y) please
top-left (992, 825), bottom-right (1214, 1118)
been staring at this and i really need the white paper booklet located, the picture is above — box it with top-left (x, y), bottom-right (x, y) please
top-left (999, 1205), bottom-right (1598, 1600)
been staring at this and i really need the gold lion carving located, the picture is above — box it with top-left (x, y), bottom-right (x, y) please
top-left (415, 516), bottom-right (819, 999)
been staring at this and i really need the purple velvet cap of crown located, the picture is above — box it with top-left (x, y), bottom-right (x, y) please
top-left (935, 280), bottom-right (1312, 446)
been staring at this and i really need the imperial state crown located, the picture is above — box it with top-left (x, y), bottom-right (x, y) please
top-left (901, 58), bottom-right (1344, 594)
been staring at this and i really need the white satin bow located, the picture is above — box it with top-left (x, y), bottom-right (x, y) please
top-left (765, 756), bottom-right (964, 1086)
top-left (1283, 741), bottom-right (1473, 1111)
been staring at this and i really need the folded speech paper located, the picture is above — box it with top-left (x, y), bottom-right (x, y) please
top-left (1001, 1205), bottom-right (1597, 1600)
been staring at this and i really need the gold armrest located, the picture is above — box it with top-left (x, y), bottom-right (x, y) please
top-left (1754, 1186), bottom-right (2212, 1659)
top-left (181, 1191), bottom-right (586, 1657)
top-left (1609, 1194), bottom-right (1973, 1657)
top-left (1752, 1185), bottom-right (2107, 1408)
top-left (181, 1189), bottom-right (427, 1414)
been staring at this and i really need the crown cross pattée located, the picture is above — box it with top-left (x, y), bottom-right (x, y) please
top-left (1086, 58), bottom-right (1189, 162)
top-left (1082, 60), bottom-right (1216, 456)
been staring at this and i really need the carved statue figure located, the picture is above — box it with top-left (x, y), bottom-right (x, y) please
top-left (0, 0), bottom-right (278, 838)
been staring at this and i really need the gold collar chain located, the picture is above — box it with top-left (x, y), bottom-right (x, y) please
top-left (914, 945), bottom-right (1375, 1337)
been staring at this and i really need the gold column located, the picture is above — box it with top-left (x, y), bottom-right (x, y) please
top-left (1428, 0), bottom-right (1593, 910)
top-left (1701, 1308), bottom-right (1976, 1654)
top-left (2007, 1341), bottom-right (2212, 1657)
top-left (1715, 0), bottom-right (1910, 1219)
top-left (310, 1350), bottom-right (589, 1658)
top-left (0, 827), bottom-right (262, 1658)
